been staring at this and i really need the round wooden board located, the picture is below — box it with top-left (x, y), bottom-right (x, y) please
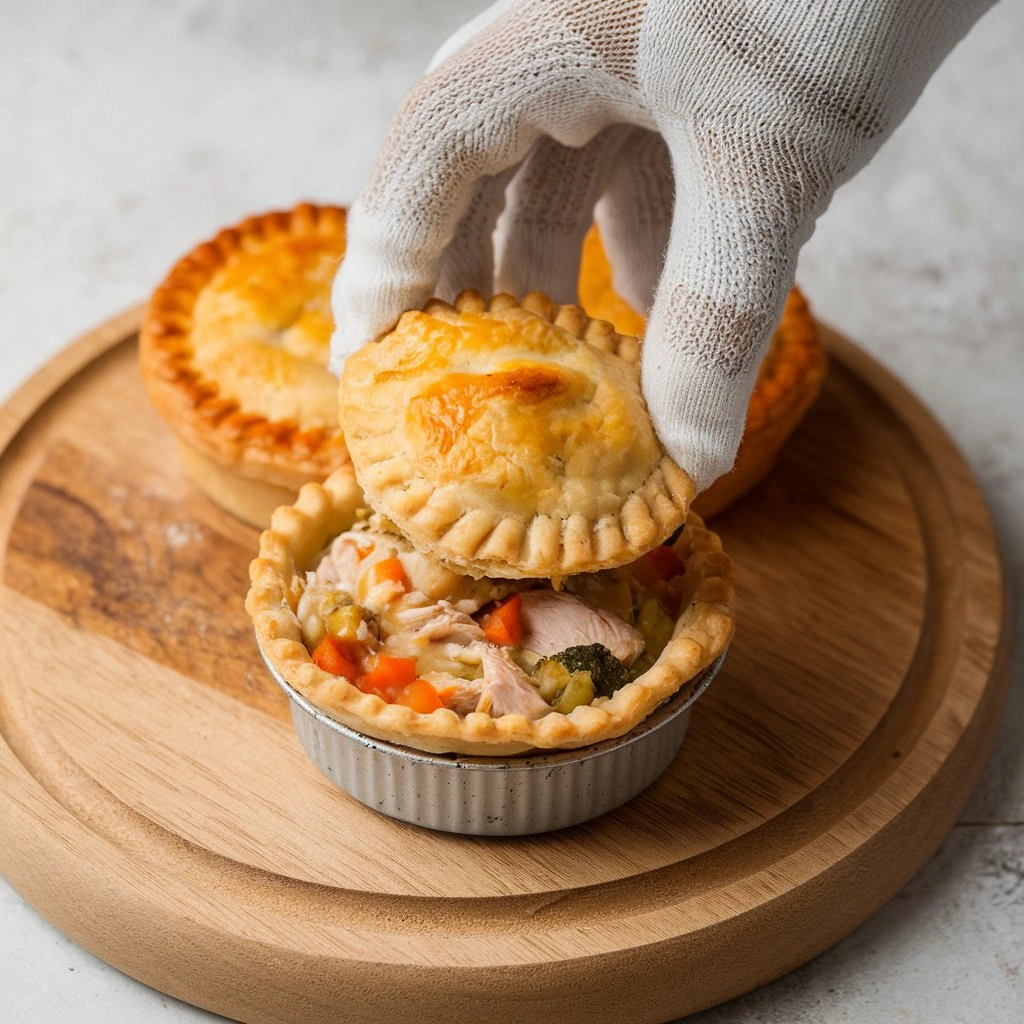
top-left (0, 311), bottom-right (1009, 1024)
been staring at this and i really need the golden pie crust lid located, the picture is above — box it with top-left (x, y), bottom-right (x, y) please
top-left (245, 468), bottom-right (734, 756)
top-left (339, 290), bottom-right (697, 579)
top-left (139, 203), bottom-right (349, 490)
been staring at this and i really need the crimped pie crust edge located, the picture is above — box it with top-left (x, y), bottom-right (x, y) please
top-left (246, 467), bottom-right (735, 757)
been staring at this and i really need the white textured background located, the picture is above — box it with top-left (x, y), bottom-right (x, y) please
top-left (1, 2), bottom-right (1021, 1021)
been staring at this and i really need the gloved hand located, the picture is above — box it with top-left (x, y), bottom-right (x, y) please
top-left (330, 0), bottom-right (990, 490)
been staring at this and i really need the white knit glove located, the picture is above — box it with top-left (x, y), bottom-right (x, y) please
top-left (330, 0), bottom-right (991, 490)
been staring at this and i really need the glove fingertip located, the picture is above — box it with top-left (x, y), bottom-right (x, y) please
top-left (327, 345), bottom-right (347, 378)
top-left (642, 350), bottom-right (749, 494)
top-left (665, 439), bottom-right (736, 495)
top-left (328, 318), bottom-right (373, 377)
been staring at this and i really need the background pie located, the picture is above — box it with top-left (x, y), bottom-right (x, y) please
top-left (139, 203), bottom-right (350, 527)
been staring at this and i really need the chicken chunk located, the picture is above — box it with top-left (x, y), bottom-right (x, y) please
top-left (518, 589), bottom-right (645, 665)
top-left (478, 647), bottom-right (551, 719)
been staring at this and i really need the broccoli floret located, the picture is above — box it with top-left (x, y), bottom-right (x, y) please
top-left (531, 659), bottom-right (595, 713)
top-left (540, 643), bottom-right (629, 699)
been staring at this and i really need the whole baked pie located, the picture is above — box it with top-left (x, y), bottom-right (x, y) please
top-left (578, 225), bottom-right (828, 518)
top-left (246, 468), bottom-right (734, 756)
top-left (340, 290), bottom-right (695, 579)
top-left (139, 203), bottom-right (350, 527)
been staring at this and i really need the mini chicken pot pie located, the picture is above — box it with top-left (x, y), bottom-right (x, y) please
top-left (578, 225), bottom-right (828, 518)
top-left (139, 203), bottom-right (350, 527)
top-left (246, 468), bottom-right (733, 756)
top-left (339, 290), bottom-right (696, 580)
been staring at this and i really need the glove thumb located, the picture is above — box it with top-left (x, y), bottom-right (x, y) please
top-left (641, 189), bottom-right (798, 493)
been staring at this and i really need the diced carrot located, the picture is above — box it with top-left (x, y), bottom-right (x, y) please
top-left (630, 544), bottom-right (687, 585)
top-left (341, 537), bottom-right (374, 561)
top-left (310, 634), bottom-right (359, 679)
top-left (479, 593), bottom-right (523, 647)
top-left (368, 556), bottom-right (410, 593)
top-left (648, 544), bottom-right (687, 579)
top-left (359, 654), bottom-right (418, 702)
top-left (395, 678), bottom-right (444, 714)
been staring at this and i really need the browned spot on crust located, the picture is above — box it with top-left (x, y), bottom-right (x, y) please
top-left (410, 366), bottom-right (571, 456)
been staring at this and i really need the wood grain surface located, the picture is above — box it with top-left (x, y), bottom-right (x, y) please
top-left (0, 311), bottom-right (1009, 1023)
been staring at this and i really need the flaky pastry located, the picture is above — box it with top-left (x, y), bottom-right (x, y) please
top-left (339, 290), bottom-right (696, 579)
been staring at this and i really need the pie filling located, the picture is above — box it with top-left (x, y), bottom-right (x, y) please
top-left (297, 514), bottom-right (688, 719)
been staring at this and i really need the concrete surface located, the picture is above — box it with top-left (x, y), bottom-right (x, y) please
top-left (1, 1), bottom-right (1021, 1021)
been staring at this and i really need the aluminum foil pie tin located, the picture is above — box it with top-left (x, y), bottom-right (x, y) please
top-left (258, 642), bottom-right (727, 836)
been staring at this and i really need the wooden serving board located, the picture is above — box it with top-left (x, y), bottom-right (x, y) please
top-left (0, 310), bottom-right (1009, 1024)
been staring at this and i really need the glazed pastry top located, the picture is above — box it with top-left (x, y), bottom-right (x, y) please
top-left (340, 292), bottom-right (693, 578)
top-left (190, 232), bottom-right (343, 431)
